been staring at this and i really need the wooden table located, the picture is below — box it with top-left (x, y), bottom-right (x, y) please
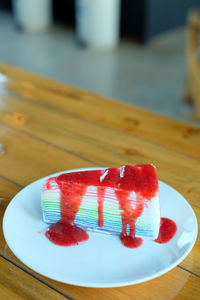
top-left (0, 62), bottom-right (199, 300)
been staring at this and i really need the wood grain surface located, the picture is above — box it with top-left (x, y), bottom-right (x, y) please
top-left (0, 62), bottom-right (199, 300)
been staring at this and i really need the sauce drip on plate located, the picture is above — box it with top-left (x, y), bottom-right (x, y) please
top-left (154, 218), bottom-right (177, 244)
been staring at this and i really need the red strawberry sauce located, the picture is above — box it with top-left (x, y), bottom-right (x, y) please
top-left (45, 165), bottom-right (177, 247)
top-left (154, 218), bottom-right (177, 244)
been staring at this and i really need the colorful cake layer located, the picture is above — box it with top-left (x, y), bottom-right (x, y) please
top-left (42, 165), bottom-right (160, 240)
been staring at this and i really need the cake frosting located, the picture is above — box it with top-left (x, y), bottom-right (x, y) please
top-left (42, 165), bottom-right (161, 247)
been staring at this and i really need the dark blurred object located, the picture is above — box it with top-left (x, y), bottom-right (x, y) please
top-left (121, 0), bottom-right (144, 41)
top-left (121, 0), bottom-right (200, 42)
top-left (0, 0), bottom-right (199, 42)
top-left (52, 0), bottom-right (75, 26)
top-left (0, 0), bottom-right (11, 10)
top-left (183, 7), bottom-right (200, 119)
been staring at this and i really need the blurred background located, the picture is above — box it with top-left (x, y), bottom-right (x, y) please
top-left (0, 0), bottom-right (200, 127)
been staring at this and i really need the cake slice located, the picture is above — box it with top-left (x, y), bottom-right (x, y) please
top-left (42, 165), bottom-right (160, 246)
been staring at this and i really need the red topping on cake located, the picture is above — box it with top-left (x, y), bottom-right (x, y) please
top-left (56, 165), bottom-right (158, 198)
top-left (119, 165), bottom-right (158, 199)
top-left (44, 165), bottom-right (176, 248)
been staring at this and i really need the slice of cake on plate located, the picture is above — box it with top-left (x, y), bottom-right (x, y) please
top-left (41, 165), bottom-right (160, 247)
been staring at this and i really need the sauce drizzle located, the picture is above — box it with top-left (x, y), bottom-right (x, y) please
top-left (44, 166), bottom-right (177, 247)
top-left (154, 218), bottom-right (177, 244)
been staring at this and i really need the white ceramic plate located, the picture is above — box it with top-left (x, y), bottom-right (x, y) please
top-left (3, 168), bottom-right (198, 287)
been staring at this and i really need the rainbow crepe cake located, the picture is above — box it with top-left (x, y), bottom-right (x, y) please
top-left (41, 165), bottom-right (161, 244)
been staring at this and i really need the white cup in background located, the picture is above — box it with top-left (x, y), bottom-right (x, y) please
top-left (75, 0), bottom-right (121, 49)
top-left (12, 0), bottom-right (52, 32)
